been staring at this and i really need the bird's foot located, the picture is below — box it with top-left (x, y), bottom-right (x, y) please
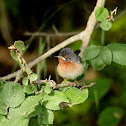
top-left (64, 79), bottom-right (72, 86)
top-left (74, 80), bottom-right (79, 87)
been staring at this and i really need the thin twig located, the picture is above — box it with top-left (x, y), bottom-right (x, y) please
top-left (8, 45), bottom-right (32, 76)
top-left (24, 8), bottom-right (126, 38)
top-left (80, 82), bottom-right (96, 90)
top-left (0, 0), bottom-right (105, 81)
top-left (34, 79), bottom-right (95, 89)
top-left (24, 31), bottom-right (79, 37)
top-left (106, 7), bottom-right (118, 22)
top-left (114, 9), bottom-right (126, 20)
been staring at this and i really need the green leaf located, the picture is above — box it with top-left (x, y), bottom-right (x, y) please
top-left (30, 73), bottom-right (38, 81)
top-left (83, 45), bottom-right (101, 60)
top-left (8, 94), bottom-right (42, 119)
top-left (29, 118), bottom-right (40, 126)
top-left (98, 107), bottom-right (123, 126)
top-left (10, 50), bottom-right (18, 61)
top-left (91, 54), bottom-right (106, 70)
top-left (43, 90), bottom-right (69, 110)
top-left (42, 83), bottom-right (51, 94)
top-left (23, 84), bottom-right (38, 94)
top-left (29, 104), bottom-right (43, 118)
top-left (91, 46), bottom-right (112, 70)
top-left (89, 78), bottom-right (111, 101)
top-left (14, 41), bottom-right (25, 53)
top-left (22, 76), bottom-right (29, 86)
top-left (38, 105), bottom-right (54, 125)
top-left (0, 81), bottom-right (4, 90)
top-left (2, 82), bottom-right (25, 107)
top-left (100, 46), bottom-right (112, 65)
top-left (0, 117), bottom-right (29, 126)
top-left (95, 7), bottom-right (109, 22)
top-left (0, 118), bottom-right (8, 125)
top-left (0, 115), bottom-right (5, 122)
top-left (100, 21), bottom-right (112, 31)
top-left (0, 92), bottom-right (7, 115)
top-left (65, 87), bottom-right (88, 105)
top-left (107, 43), bottom-right (126, 65)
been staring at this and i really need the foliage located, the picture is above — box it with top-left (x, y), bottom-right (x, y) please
top-left (98, 107), bottom-right (123, 126)
top-left (95, 7), bottom-right (112, 31)
top-left (65, 87), bottom-right (88, 105)
top-left (83, 43), bottom-right (126, 70)
top-left (0, 41), bottom-right (89, 126)
top-left (2, 81), bottom-right (25, 108)
top-left (0, 5), bottom-right (126, 126)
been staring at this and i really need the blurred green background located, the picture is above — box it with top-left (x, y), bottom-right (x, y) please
top-left (0, 0), bottom-right (126, 126)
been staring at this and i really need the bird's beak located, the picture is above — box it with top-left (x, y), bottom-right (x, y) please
top-left (54, 56), bottom-right (66, 60)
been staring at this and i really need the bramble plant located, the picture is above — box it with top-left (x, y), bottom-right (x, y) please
top-left (0, 5), bottom-right (124, 126)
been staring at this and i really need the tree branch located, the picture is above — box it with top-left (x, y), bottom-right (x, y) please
top-left (79, 0), bottom-right (105, 57)
top-left (0, 0), bottom-right (105, 81)
top-left (24, 31), bottom-right (79, 37)
top-left (34, 79), bottom-right (95, 89)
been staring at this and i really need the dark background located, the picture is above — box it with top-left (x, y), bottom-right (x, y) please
top-left (0, 0), bottom-right (126, 126)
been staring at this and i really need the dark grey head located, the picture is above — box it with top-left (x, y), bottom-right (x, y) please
top-left (58, 48), bottom-right (81, 63)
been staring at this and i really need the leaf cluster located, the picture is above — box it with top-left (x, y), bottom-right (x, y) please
top-left (83, 43), bottom-right (126, 70)
top-left (0, 79), bottom-right (88, 126)
top-left (95, 7), bottom-right (112, 31)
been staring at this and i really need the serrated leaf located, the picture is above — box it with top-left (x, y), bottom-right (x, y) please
top-left (30, 73), bottom-right (38, 81)
top-left (22, 76), bottom-right (29, 86)
top-left (95, 7), bottom-right (109, 22)
top-left (10, 50), bottom-right (18, 61)
top-left (98, 107), bottom-right (123, 126)
top-left (2, 82), bottom-right (25, 107)
top-left (23, 84), bottom-right (37, 94)
top-left (101, 46), bottom-right (112, 65)
top-left (8, 94), bottom-right (42, 119)
top-left (65, 87), bottom-right (88, 105)
top-left (83, 45), bottom-right (101, 60)
top-left (14, 41), bottom-right (25, 53)
top-left (91, 54), bottom-right (106, 70)
top-left (91, 46), bottom-right (112, 70)
top-left (89, 78), bottom-right (111, 101)
top-left (107, 43), bottom-right (126, 65)
top-left (0, 92), bottom-right (7, 115)
top-left (43, 90), bottom-right (69, 110)
top-left (100, 21), bottom-right (112, 31)
top-left (0, 117), bottom-right (29, 126)
top-left (38, 105), bottom-right (54, 125)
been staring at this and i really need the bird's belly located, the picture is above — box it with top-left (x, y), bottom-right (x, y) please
top-left (57, 62), bottom-right (84, 80)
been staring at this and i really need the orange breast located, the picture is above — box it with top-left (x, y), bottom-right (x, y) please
top-left (57, 58), bottom-right (84, 80)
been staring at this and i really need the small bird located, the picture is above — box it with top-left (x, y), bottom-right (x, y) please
top-left (56, 48), bottom-right (84, 84)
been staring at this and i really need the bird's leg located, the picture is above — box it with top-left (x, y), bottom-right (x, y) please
top-left (74, 80), bottom-right (79, 87)
top-left (64, 79), bottom-right (72, 86)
